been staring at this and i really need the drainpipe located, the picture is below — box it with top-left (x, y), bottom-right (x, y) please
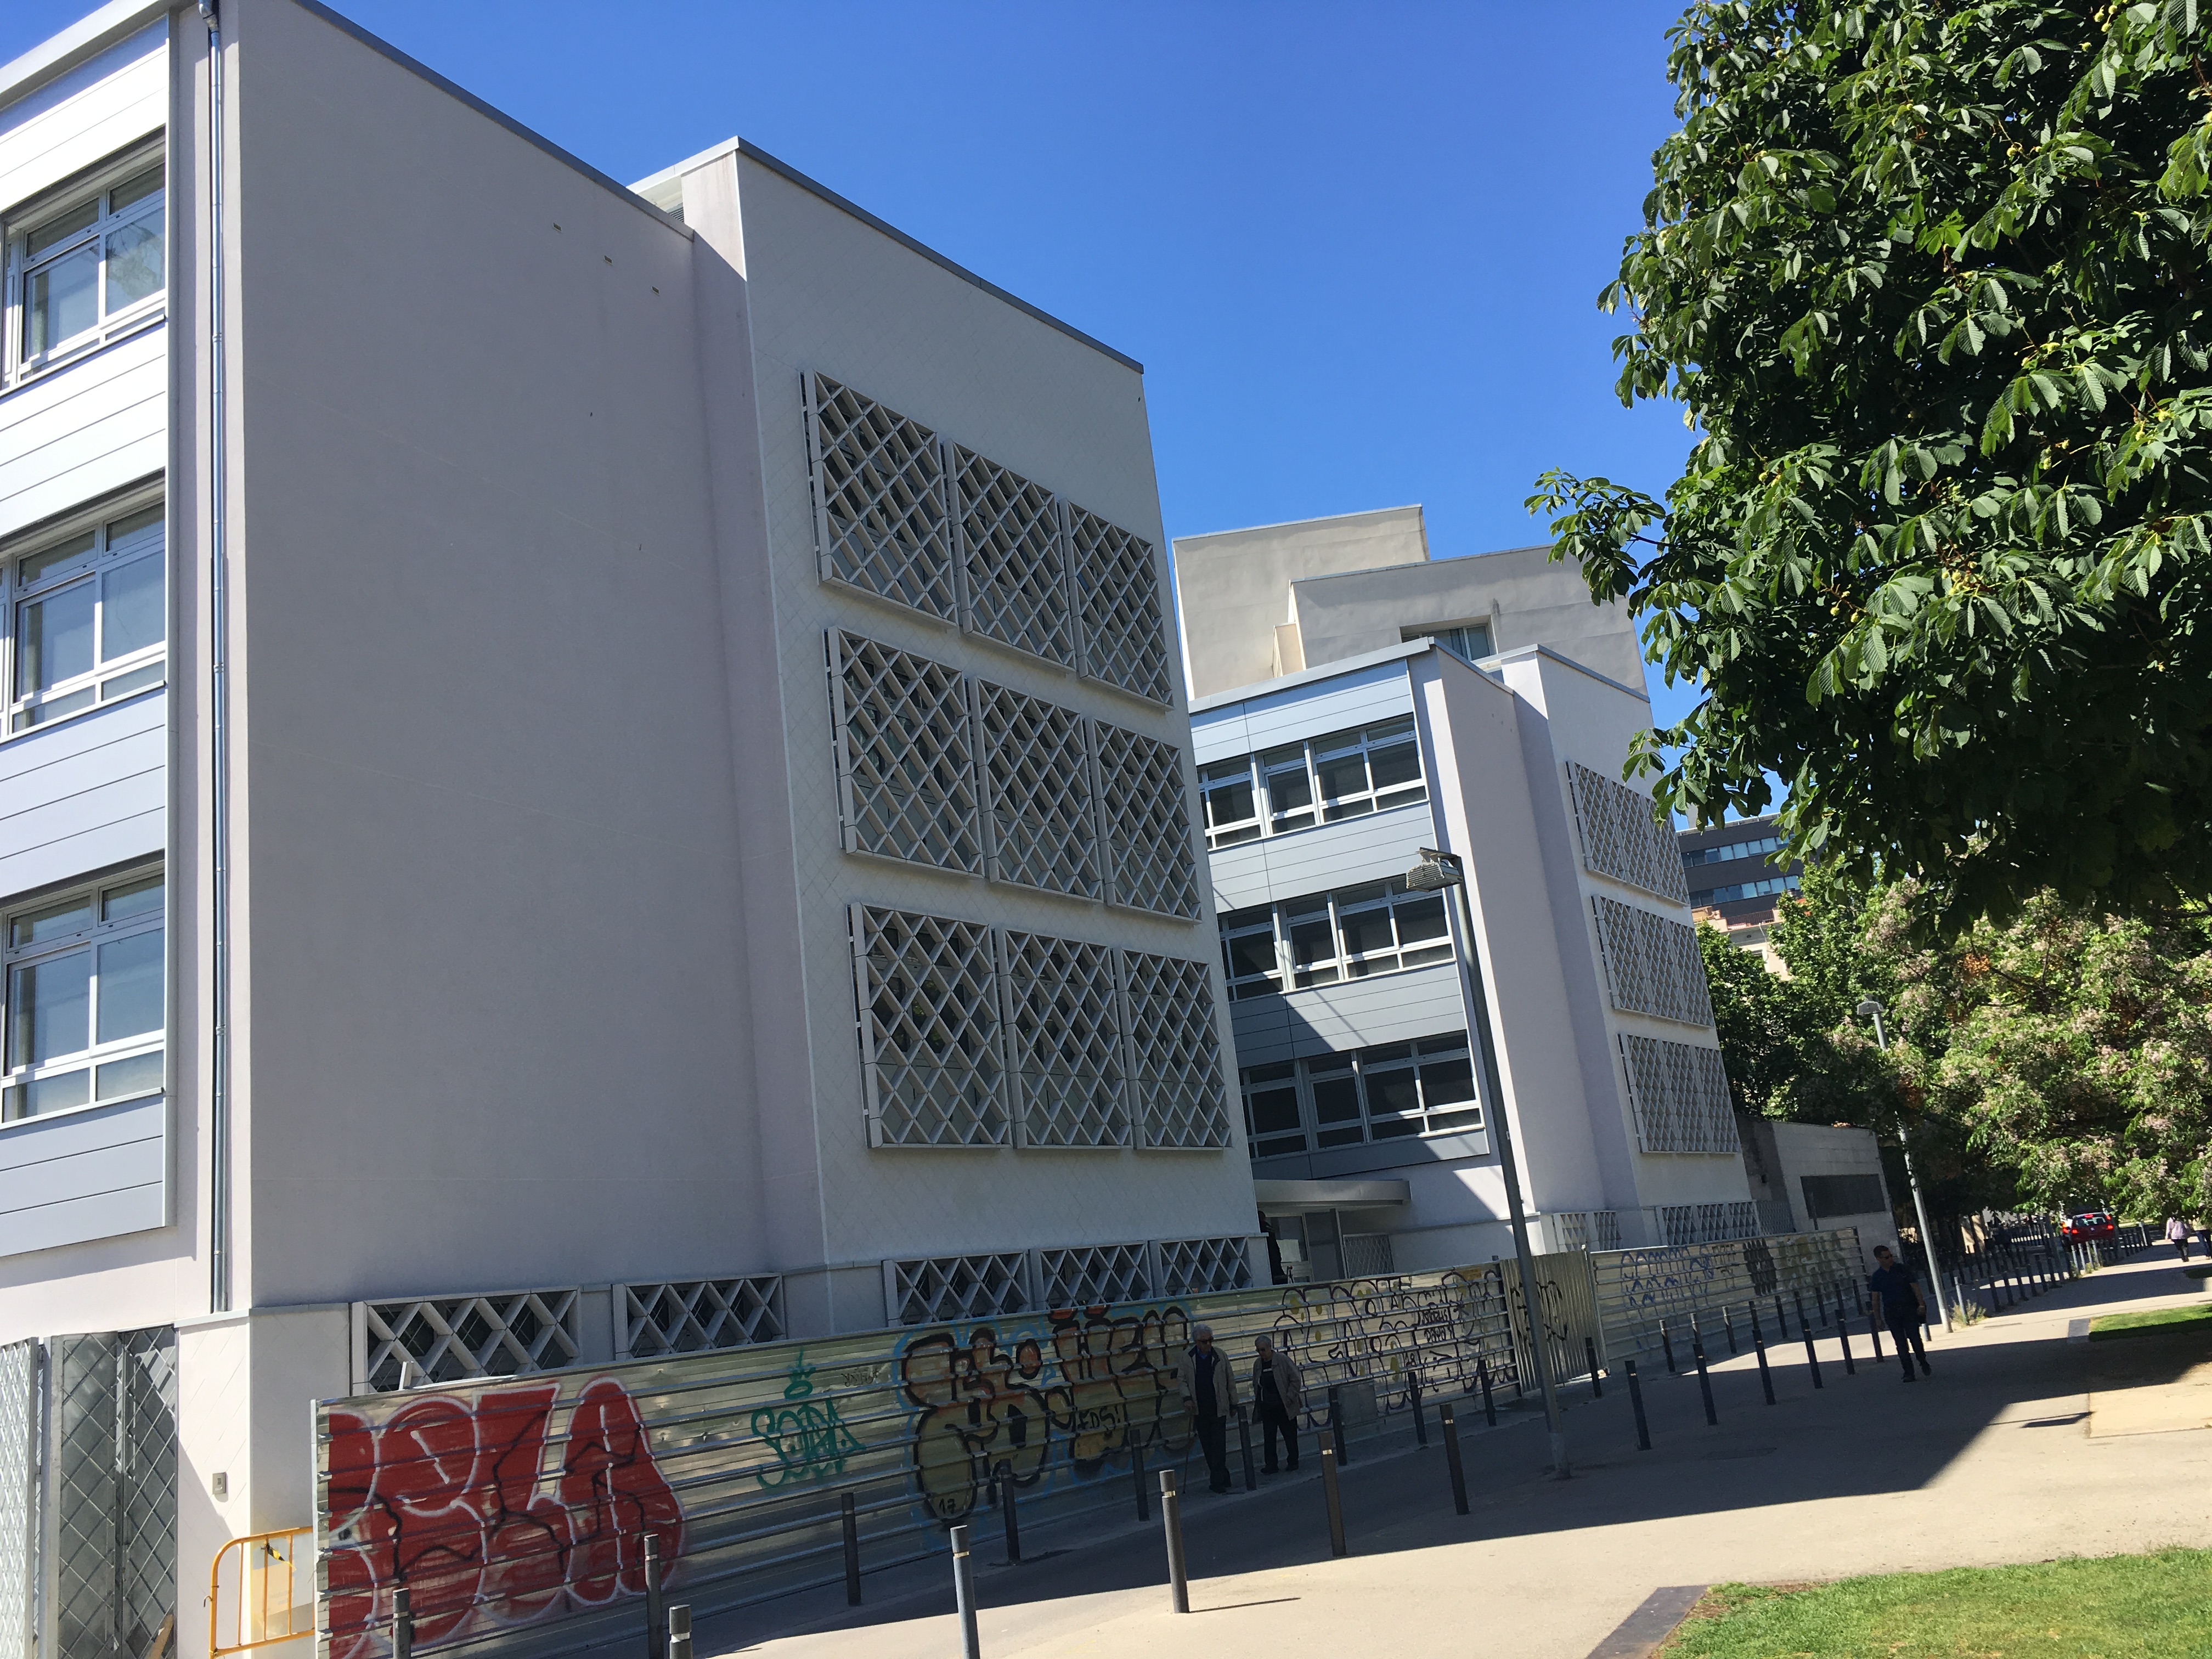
top-left (200, 0), bottom-right (233, 1315)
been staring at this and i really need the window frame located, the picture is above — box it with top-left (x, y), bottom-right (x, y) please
top-left (1690, 872), bottom-right (1800, 906)
top-left (4, 143), bottom-right (167, 385)
top-left (1238, 1032), bottom-right (1483, 1157)
top-left (2, 864), bottom-right (166, 1126)
top-left (1682, 834), bottom-right (1781, 868)
top-left (1218, 876), bottom-right (1454, 1000)
top-left (2, 488), bottom-right (167, 739)
top-left (1199, 716), bottom-right (1427, 851)
top-left (1402, 620), bottom-right (1494, 665)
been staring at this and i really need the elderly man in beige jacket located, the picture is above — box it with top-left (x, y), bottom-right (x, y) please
top-left (1175, 1323), bottom-right (1239, 1493)
top-left (1250, 1333), bottom-right (1304, 1474)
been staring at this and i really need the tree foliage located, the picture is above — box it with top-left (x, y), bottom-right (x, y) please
top-left (1532, 0), bottom-right (2212, 926)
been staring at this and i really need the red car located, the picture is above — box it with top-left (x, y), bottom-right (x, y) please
top-left (2062, 1210), bottom-right (2117, 1243)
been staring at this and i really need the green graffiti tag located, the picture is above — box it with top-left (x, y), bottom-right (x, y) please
top-left (751, 1351), bottom-right (864, 1488)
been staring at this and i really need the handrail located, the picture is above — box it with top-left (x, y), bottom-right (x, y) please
top-left (210, 1526), bottom-right (314, 1656)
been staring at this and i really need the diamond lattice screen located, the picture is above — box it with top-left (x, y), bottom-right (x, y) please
top-left (1592, 896), bottom-right (1714, 1026)
top-left (1005, 932), bottom-right (1127, 1148)
top-left (956, 448), bottom-right (1073, 665)
top-left (1036, 1244), bottom-right (1150, 1308)
top-left (1658, 1203), bottom-right (1758, 1246)
top-left (50, 1334), bottom-right (115, 1659)
top-left (853, 906), bottom-right (1008, 1147)
top-left (1158, 1237), bottom-right (1255, 1296)
top-left (1619, 1034), bottom-right (1740, 1154)
top-left (809, 375), bottom-right (956, 618)
top-left (1566, 761), bottom-right (1690, 903)
top-left (1121, 950), bottom-right (1231, 1149)
top-left (888, 1254), bottom-right (1031, 1326)
top-left (617, 1278), bottom-right (784, 1360)
top-left (115, 1330), bottom-right (176, 1659)
top-left (831, 633), bottom-right (980, 872)
top-left (979, 682), bottom-right (1098, 896)
top-left (1069, 507), bottom-right (1172, 704)
top-left (1096, 724), bottom-right (1200, 918)
top-left (359, 1291), bottom-right (580, 1391)
top-left (0, 1342), bottom-right (35, 1659)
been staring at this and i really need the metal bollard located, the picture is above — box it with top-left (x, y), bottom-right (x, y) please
top-left (1159, 1472), bottom-right (1189, 1615)
top-left (1801, 1311), bottom-right (1824, 1389)
top-left (1238, 1405), bottom-right (1257, 1491)
top-left (999, 1474), bottom-right (1022, 1565)
top-left (1691, 1332), bottom-right (1718, 1425)
top-left (1318, 1446), bottom-right (1348, 1558)
top-left (644, 1534), bottom-right (665, 1655)
top-left (1748, 1301), bottom-right (1763, 1345)
top-left (667, 1604), bottom-right (692, 1659)
top-left (839, 1493), bottom-right (861, 1606)
top-left (1724, 1304), bottom-right (1739, 1356)
top-left (1838, 1317), bottom-right (1857, 1376)
top-left (1585, 1338), bottom-right (1603, 1400)
top-left (1477, 1357), bottom-right (1497, 1427)
top-left (1793, 1289), bottom-right (1811, 1341)
top-left (1440, 1403), bottom-right (1469, 1513)
top-left (1870, 1314), bottom-right (1884, 1360)
top-left (1410, 1369), bottom-right (1428, 1446)
top-left (1753, 1337), bottom-right (1776, 1406)
top-left (391, 1586), bottom-right (413, 1659)
top-left (1625, 1359), bottom-right (1650, 1450)
top-left (1660, 1318), bottom-right (1677, 1374)
top-left (1132, 1439), bottom-right (1149, 1521)
top-left (1328, 1384), bottom-right (1348, 1465)
top-left (1774, 1293), bottom-right (1788, 1341)
top-left (949, 1528), bottom-right (980, 1658)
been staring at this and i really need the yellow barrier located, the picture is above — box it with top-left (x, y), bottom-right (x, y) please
top-left (210, 1527), bottom-right (314, 1656)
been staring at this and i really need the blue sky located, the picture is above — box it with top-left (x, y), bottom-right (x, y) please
top-left (4, 1), bottom-right (1702, 725)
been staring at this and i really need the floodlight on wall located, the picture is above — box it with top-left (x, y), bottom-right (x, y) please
top-left (1406, 848), bottom-right (1463, 892)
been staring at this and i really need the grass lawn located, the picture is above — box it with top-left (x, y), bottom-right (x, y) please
top-left (2088, 1304), bottom-right (2212, 1340)
top-left (1664, 1550), bottom-right (2212, 1657)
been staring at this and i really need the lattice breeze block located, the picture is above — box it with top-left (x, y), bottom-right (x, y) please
top-left (956, 448), bottom-right (1074, 665)
top-left (1005, 931), bottom-right (1128, 1148)
top-left (0, 1343), bottom-right (31, 1659)
top-left (617, 1277), bottom-right (785, 1360)
top-left (1593, 896), bottom-right (1714, 1026)
top-left (887, 1253), bottom-right (1031, 1326)
top-left (1567, 761), bottom-right (1690, 902)
top-left (853, 905), bottom-right (1008, 1147)
top-left (809, 375), bottom-right (956, 618)
top-left (1036, 1243), bottom-right (1150, 1307)
top-left (1096, 723), bottom-right (1200, 918)
top-left (1158, 1236), bottom-right (1254, 1296)
top-left (1619, 1034), bottom-right (1739, 1154)
top-left (979, 681), bottom-right (1098, 896)
top-left (831, 633), bottom-right (981, 872)
top-left (359, 1290), bottom-right (582, 1390)
top-left (1070, 507), bottom-right (1172, 704)
top-left (1121, 950), bottom-right (1230, 1148)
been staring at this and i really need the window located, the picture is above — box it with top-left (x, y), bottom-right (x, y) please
top-left (1404, 622), bottom-right (1492, 664)
top-left (1683, 834), bottom-right (1781, 867)
top-left (1690, 873), bottom-right (1799, 906)
top-left (1238, 1033), bottom-right (1481, 1158)
top-left (1219, 877), bottom-right (1452, 1000)
top-left (3, 867), bottom-right (163, 1122)
top-left (1198, 716), bottom-right (1425, 850)
top-left (6, 499), bottom-right (165, 733)
top-left (8, 153), bottom-right (164, 376)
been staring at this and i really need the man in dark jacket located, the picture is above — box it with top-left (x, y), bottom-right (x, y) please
top-left (1870, 1245), bottom-right (1932, 1381)
top-left (1250, 1333), bottom-right (1304, 1474)
top-left (1175, 1323), bottom-right (1239, 1493)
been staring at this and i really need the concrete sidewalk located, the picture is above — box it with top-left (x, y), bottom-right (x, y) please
top-left (703, 1250), bottom-right (2212, 1659)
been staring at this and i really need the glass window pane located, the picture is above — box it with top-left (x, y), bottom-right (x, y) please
top-left (1204, 776), bottom-right (1255, 827)
top-left (97, 928), bottom-right (163, 1042)
top-left (110, 165), bottom-right (163, 212)
top-left (1364, 717), bottom-right (1414, 743)
top-left (100, 554), bottom-right (163, 659)
top-left (1369, 742), bottom-right (1422, 792)
top-left (1364, 1065), bottom-right (1421, 1119)
top-left (1418, 1055), bottom-right (1476, 1105)
top-left (97, 1049), bottom-right (163, 1098)
top-left (15, 1068), bottom-right (91, 1119)
top-left (1246, 1085), bottom-right (1302, 1135)
top-left (1425, 1108), bottom-right (1483, 1135)
top-left (8, 949), bottom-right (92, 1066)
top-left (1286, 918), bottom-right (1335, 968)
top-left (20, 532), bottom-right (96, 588)
top-left (1315, 754), bottom-right (1369, 801)
top-left (100, 663), bottom-right (163, 702)
top-left (1310, 1075), bottom-right (1362, 1124)
top-left (25, 244), bottom-right (100, 354)
top-left (25, 199), bottom-right (98, 257)
top-left (104, 208), bottom-right (163, 310)
top-left (10, 896), bottom-right (93, 947)
top-left (1395, 894), bottom-right (1448, 945)
top-left (1339, 909), bottom-right (1397, 961)
top-left (1266, 764), bottom-right (1313, 817)
top-left (108, 504), bottom-right (163, 545)
top-left (1226, 934), bottom-right (1280, 981)
top-left (1311, 726), bottom-right (1364, 759)
top-left (18, 581), bottom-right (95, 695)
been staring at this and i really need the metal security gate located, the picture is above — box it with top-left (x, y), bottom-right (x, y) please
top-left (47, 1329), bottom-right (177, 1659)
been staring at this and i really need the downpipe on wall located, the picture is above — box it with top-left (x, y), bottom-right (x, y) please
top-left (200, 0), bottom-right (233, 1314)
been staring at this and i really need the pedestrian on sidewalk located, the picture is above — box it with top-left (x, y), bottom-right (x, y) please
top-left (1870, 1246), bottom-right (1932, 1381)
top-left (1250, 1333), bottom-right (1304, 1475)
top-left (1176, 1323), bottom-right (1239, 1494)
top-left (2168, 1216), bottom-right (2194, 1261)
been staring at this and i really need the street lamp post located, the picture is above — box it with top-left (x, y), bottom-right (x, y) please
top-left (1855, 997), bottom-right (1951, 1330)
top-left (1409, 847), bottom-right (1568, 1479)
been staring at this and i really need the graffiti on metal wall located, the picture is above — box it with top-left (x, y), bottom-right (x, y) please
top-left (897, 1304), bottom-right (1195, 1523)
top-left (751, 1352), bottom-right (864, 1489)
top-left (324, 1376), bottom-right (682, 1659)
top-left (1273, 1269), bottom-right (1515, 1412)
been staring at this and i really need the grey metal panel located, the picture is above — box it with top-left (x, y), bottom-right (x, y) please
top-left (1227, 961), bottom-right (1468, 1066)
top-left (0, 1096), bottom-right (165, 1257)
top-left (1223, 661), bottom-right (1414, 756)
top-left (1251, 1131), bottom-right (1492, 1183)
top-left (0, 325), bottom-right (166, 540)
top-left (0, 22), bottom-right (166, 215)
top-left (1189, 707), bottom-right (1250, 767)
top-left (1209, 798), bottom-right (1436, 913)
top-left (0, 696), bottom-right (163, 900)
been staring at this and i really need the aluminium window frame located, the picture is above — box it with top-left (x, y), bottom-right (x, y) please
top-left (1237, 1031), bottom-right (1485, 1157)
top-left (1681, 834), bottom-right (1782, 867)
top-left (3, 137), bottom-right (167, 387)
top-left (2, 861), bottom-right (166, 1127)
top-left (1199, 716), bottom-right (1428, 851)
top-left (1218, 877), bottom-right (1455, 1001)
top-left (0, 482), bottom-right (168, 741)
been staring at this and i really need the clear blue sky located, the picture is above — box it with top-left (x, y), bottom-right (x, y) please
top-left (4, 1), bottom-right (1701, 726)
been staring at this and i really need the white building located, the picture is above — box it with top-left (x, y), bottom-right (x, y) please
top-left (1175, 508), bottom-right (1757, 1277)
top-left (0, 4), bottom-right (1255, 1655)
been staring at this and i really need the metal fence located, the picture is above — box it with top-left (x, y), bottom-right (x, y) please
top-left (1593, 1229), bottom-right (1864, 1365)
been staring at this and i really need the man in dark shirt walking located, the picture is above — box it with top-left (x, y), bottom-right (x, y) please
top-left (1175, 1323), bottom-right (1239, 1493)
top-left (1870, 1245), bottom-right (1932, 1381)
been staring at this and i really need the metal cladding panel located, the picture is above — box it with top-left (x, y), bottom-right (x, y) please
top-left (0, 1095), bottom-right (166, 1257)
top-left (1207, 798), bottom-right (1436, 914)
top-left (0, 692), bottom-right (164, 899)
top-left (0, 23), bottom-right (167, 216)
top-left (1197, 660), bottom-right (1414, 763)
top-left (1226, 961), bottom-right (1467, 1067)
top-left (0, 326), bottom-right (166, 540)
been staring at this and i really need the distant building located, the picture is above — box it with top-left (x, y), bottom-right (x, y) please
top-left (1678, 812), bottom-right (1802, 962)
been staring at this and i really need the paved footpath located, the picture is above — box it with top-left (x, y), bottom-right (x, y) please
top-left (699, 1251), bottom-right (2212, 1659)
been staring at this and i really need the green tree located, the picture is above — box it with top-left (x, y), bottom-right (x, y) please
top-left (1698, 919), bottom-right (1814, 1112)
top-left (1532, 0), bottom-right (2212, 926)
